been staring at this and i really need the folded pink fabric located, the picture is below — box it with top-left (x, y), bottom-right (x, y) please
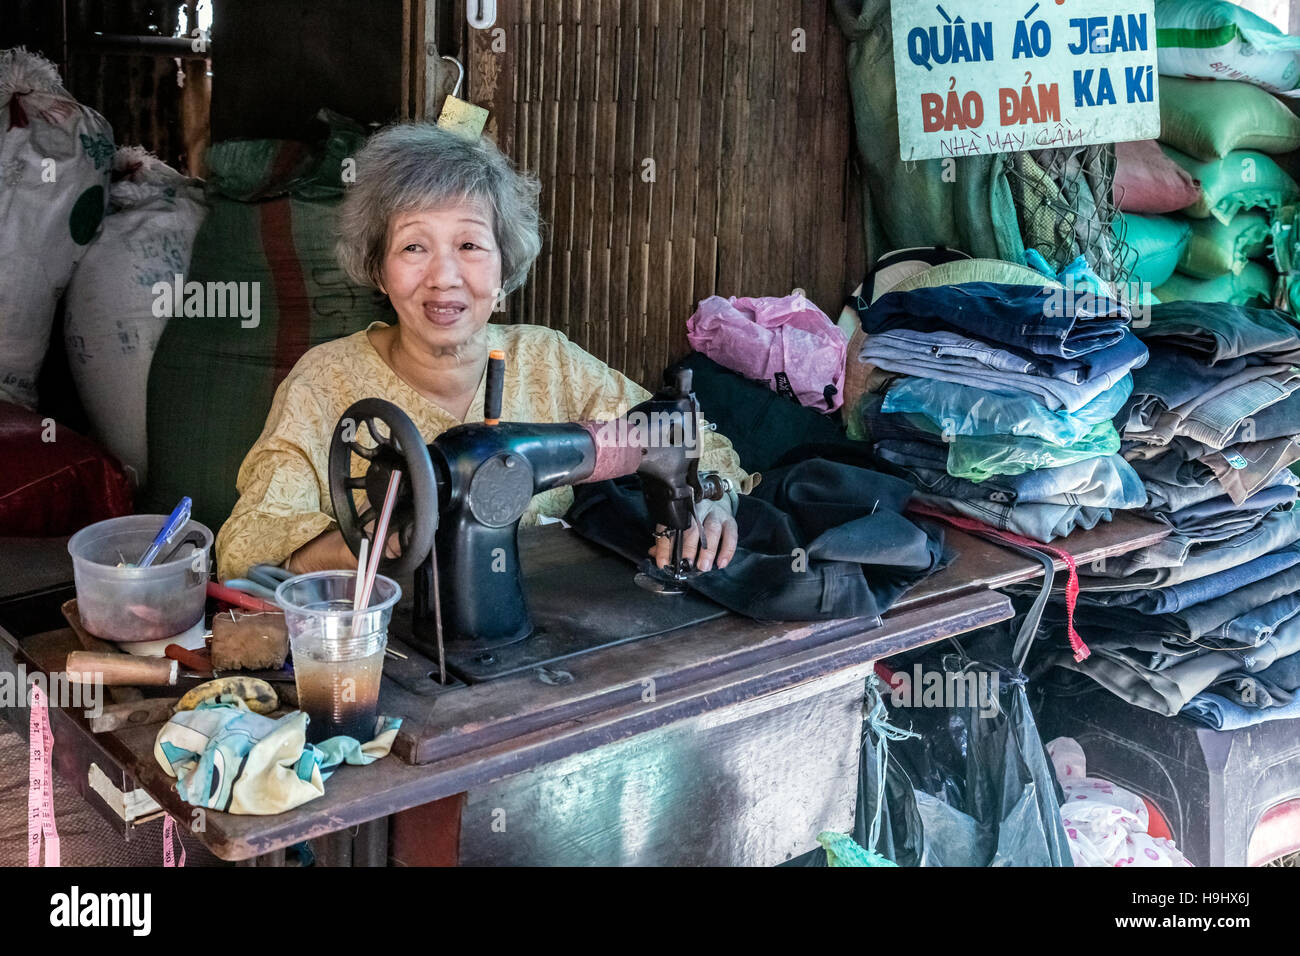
top-left (686, 294), bottom-right (846, 412)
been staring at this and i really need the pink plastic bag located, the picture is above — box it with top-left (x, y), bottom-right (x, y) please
top-left (686, 294), bottom-right (846, 411)
top-left (1114, 140), bottom-right (1202, 214)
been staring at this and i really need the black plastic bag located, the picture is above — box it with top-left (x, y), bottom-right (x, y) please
top-left (860, 622), bottom-right (1073, 866)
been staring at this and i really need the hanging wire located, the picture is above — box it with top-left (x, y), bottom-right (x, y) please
top-left (861, 675), bottom-right (921, 858)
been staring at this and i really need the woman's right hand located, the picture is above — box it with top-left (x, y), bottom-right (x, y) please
top-left (286, 526), bottom-right (402, 574)
top-left (285, 529), bottom-right (356, 574)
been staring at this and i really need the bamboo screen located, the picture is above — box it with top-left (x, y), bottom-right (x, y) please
top-left (462, 0), bottom-right (866, 388)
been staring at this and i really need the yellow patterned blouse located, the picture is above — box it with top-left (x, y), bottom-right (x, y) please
top-left (216, 322), bottom-right (751, 580)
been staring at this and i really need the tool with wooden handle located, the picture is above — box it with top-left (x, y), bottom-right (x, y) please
top-left (61, 599), bottom-right (144, 703)
top-left (66, 650), bottom-right (295, 686)
top-left (66, 652), bottom-right (180, 686)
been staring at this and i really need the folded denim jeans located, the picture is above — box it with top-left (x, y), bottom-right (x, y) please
top-left (863, 282), bottom-right (1129, 360)
top-left (1181, 689), bottom-right (1300, 730)
top-left (1157, 482), bottom-right (1297, 530)
top-left (1021, 329), bottom-right (1149, 384)
top-left (1206, 673), bottom-right (1295, 709)
top-left (1077, 542), bottom-right (1300, 614)
top-left (862, 330), bottom-right (1124, 412)
top-left (1214, 592), bottom-right (1300, 649)
top-left (1128, 346), bottom-right (1253, 416)
top-left (1149, 507), bottom-right (1277, 559)
top-left (1193, 391), bottom-right (1300, 448)
top-left (1043, 619), bottom-right (1211, 671)
top-left (1159, 481), bottom-right (1289, 528)
top-left (1126, 363), bottom-right (1300, 449)
top-left (1075, 564), bottom-right (1300, 648)
top-left (1202, 437), bottom-right (1300, 506)
top-left (1046, 610), bottom-right (1300, 715)
top-left (1052, 643), bottom-right (1250, 715)
top-left (1134, 444), bottom-right (1299, 512)
top-left (1078, 507), bottom-right (1300, 590)
top-left (1095, 505), bottom-right (1291, 578)
top-left (1243, 647), bottom-right (1300, 694)
top-left (1136, 301), bottom-right (1300, 365)
top-left (911, 491), bottom-right (1112, 544)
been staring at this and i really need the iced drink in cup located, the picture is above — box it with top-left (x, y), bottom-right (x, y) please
top-left (276, 570), bottom-right (401, 744)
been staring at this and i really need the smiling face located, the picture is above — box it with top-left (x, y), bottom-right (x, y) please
top-left (379, 198), bottom-right (502, 353)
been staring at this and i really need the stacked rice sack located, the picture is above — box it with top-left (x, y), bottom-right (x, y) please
top-left (63, 147), bottom-right (207, 486)
top-left (1113, 0), bottom-right (1300, 313)
top-left (0, 48), bottom-right (113, 407)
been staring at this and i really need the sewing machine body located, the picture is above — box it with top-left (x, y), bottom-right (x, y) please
top-left (328, 369), bottom-right (714, 680)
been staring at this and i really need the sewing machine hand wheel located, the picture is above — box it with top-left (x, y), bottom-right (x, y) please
top-left (329, 399), bottom-right (438, 578)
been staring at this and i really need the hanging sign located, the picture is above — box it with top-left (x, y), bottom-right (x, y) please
top-left (890, 0), bottom-right (1161, 160)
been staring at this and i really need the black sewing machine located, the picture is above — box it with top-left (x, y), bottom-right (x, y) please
top-left (327, 353), bottom-right (730, 680)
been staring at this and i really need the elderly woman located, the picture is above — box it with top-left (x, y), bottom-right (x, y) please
top-left (216, 123), bottom-right (750, 581)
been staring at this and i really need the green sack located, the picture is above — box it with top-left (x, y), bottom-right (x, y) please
top-left (1158, 77), bottom-right (1300, 161)
top-left (833, 0), bottom-right (1024, 264)
top-left (143, 110), bottom-right (393, 532)
top-left (1117, 213), bottom-right (1191, 288)
top-left (1272, 204), bottom-right (1300, 274)
top-left (1278, 274), bottom-right (1299, 318)
top-left (1155, 0), bottom-right (1300, 95)
top-left (1163, 146), bottom-right (1300, 224)
top-left (1155, 261), bottom-right (1275, 307)
top-left (1178, 210), bottom-right (1272, 278)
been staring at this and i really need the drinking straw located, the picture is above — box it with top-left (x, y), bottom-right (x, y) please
top-left (355, 470), bottom-right (402, 617)
top-left (353, 537), bottom-right (370, 603)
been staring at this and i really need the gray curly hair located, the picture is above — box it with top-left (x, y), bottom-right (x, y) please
top-left (336, 124), bottom-right (543, 295)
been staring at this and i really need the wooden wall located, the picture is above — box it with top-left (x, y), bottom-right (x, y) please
top-left (7, 0), bottom-right (866, 390)
top-left (458, 0), bottom-right (866, 387)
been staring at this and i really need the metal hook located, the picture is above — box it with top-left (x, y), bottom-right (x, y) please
top-left (467, 0), bottom-right (496, 29)
top-left (442, 55), bottom-right (465, 98)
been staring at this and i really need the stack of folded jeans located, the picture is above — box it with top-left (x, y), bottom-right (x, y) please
top-left (1040, 302), bottom-right (1300, 727)
top-left (851, 282), bottom-right (1150, 542)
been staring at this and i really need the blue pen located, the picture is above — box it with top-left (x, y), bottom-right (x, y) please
top-left (137, 497), bottom-right (193, 569)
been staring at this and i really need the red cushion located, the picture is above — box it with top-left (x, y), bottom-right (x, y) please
top-left (0, 402), bottom-right (133, 536)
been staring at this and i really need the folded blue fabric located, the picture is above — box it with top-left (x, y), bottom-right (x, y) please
top-left (863, 282), bottom-right (1128, 360)
top-left (1181, 691), bottom-right (1300, 731)
top-left (883, 373), bottom-right (1134, 445)
top-left (1074, 541), bottom-right (1300, 614)
top-left (1137, 301), bottom-right (1300, 365)
top-left (880, 453), bottom-right (1145, 508)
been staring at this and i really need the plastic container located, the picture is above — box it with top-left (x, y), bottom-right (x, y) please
top-left (276, 570), bottom-right (400, 743)
top-left (67, 514), bottom-right (213, 642)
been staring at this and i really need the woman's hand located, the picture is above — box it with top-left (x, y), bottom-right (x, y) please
top-left (648, 497), bottom-right (738, 573)
top-left (286, 525), bottom-right (402, 574)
